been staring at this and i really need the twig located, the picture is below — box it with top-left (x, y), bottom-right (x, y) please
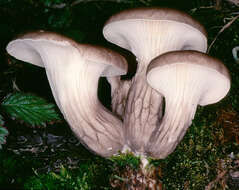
top-left (50, 3), bottom-right (66, 8)
top-left (226, 0), bottom-right (239, 6)
top-left (49, 0), bottom-right (133, 9)
top-left (207, 14), bottom-right (239, 53)
top-left (71, 0), bottom-right (133, 6)
top-left (138, 0), bottom-right (151, 6)
top-left (49, 0), bottom-right (152, 9)
top-left (190, 6), bottom-right (214, 13)
top-left (231, 11), bottom-right (239, 15)
top-left (71, 0), bottom-right (152, 6)
top-left (205, 170), bottom-right (227, 190)
top-left (113, 175), bottom-right (128, 182)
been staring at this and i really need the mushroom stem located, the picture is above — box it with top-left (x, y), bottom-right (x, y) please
top-left (146, 64), bottom-right (203, 158)
top-left (123, 67), bottom-right (163, 155)
top-left (107, 77), bottom-right (131, 118)
top-left (148, 93), bottom-right (199, 158)
top-left (44, 54), bottom-right (124, 157)
top-left (6, 35), bottom-right (125, 157)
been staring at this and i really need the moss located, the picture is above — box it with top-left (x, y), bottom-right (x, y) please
top-left (24, 158), bottom-right (112, 190)
top-left (109, 152), bottom-right (141, 170)
top-left (0, 150), bottom-right (40, 189)
top-left (1, 2), bottom-right (239, 190)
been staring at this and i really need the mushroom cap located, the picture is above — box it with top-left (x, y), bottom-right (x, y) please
top-left (105, 7), bottom-right (206, 36)
top-left (6, 30), bottom-right (127, 77)
top-left (103, 7), bottom-right (207, 54)
top-left (146, 50), bottom-right (231, 106)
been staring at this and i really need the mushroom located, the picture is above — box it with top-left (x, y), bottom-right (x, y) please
top-left (146, 50), bottom-right (231, 158)
top-left (6, 31), bottom-right (128, 157)
top-left (103, 8), bottom-right (207, 64)
top-left (103, 7), bottom-right (207, 155)
top-left (232, 46), bottom-right (239, 64)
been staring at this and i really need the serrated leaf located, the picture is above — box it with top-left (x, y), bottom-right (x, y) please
top-left (2, 93), bottom-right (60, 127)
top-left (0, 114), bottom-right (4, 126)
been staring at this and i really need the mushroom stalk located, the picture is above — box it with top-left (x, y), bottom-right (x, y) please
top-left (147, 79), bottom-right (201, 158)
top-left (107, 77), bottom-right (131, 118)
top-left (123, 65), bottom-right (163, 155)
top-left (56, 64), bottom-right (119, 136)
top-left (39, 47), bottom-right (124, 157)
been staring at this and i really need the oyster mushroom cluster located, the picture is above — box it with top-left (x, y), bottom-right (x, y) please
top-left (6, 8), bottom-right (231, 159)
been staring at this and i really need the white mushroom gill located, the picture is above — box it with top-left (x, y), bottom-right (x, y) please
top-left (6, 33), bottom-right (126, 157)
top-left (146, 51), bottom-right (230, 158)
top-left (104, 20), bottom-right (207, 69)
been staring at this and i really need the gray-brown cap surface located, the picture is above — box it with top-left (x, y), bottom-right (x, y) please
top-left (105, 7), bottom-right (207, 37)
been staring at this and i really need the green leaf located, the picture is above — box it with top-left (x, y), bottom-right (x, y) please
top-left (2, 93), bottom-right (60, 127)
top-left (0, 114), bottom-right (4, 126)
top-left (0, 115), bottom-right (8, 149)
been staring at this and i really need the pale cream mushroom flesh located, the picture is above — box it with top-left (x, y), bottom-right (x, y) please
top-left (103, 8), bottom-right (208, 155)
top-left (146, 50), bottom-right (231, 158)
top-left (6, 31), bottom-right (127, 157)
